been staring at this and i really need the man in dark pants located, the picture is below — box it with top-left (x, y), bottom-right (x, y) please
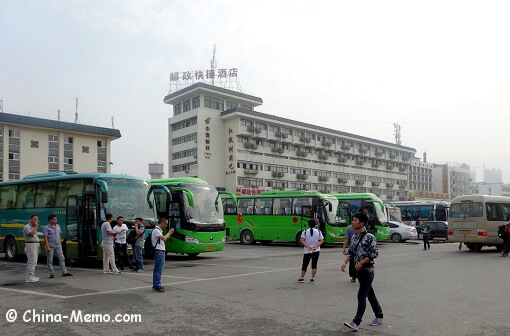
top-left (502, 216), bottom-right (510, 257)
top-left (421, 220), bottom-right (431, 250)
top-left (341, 212), bottom-right (383, 331)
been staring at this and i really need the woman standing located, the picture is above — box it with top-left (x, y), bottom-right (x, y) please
top-left (298, 219), bottom-right (324, 283)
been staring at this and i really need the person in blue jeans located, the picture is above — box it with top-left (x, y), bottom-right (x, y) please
top-left (151, 218), bottom-right (174, 292)
top-left (131, 218), bottom-right (145, 272)
top-left (341, 212), bottom-right (383, 331)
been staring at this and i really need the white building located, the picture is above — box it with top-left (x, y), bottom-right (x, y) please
top-left (0, 112), bottom-right (120, 180)
top-left (165, 83), bottom-right (416, 200)
top-left (432, 162), bottom-right (472, 198)
top-left (409, 157), bottom-right (433, 192)
top-left (472, 182), bottom-right (503, 196)
top-left (484, 168), bottom-right (502, 183)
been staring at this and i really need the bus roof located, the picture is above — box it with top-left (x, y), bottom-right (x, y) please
top-left (331, 193), bottom-right (381, 201)
top-left (151, 177), bottom-right (209, 186)
top-left (391, 200), bottom-right (450, 206)
top-left (0, 172), bottom-right (148, 186)
top-left (251, 190), bottom-right (334, 198)
top-left (451, 194), bottom-right (510, 203)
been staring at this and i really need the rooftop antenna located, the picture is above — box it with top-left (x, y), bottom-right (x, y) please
top-left (74, 97), bottom-right (80, 124)
top-left (210, 44), bottom-right (217, 86)
top-left (0, 99), bottom-right (3, 112)
top-left (58, 109), bottom-right (61, 121)
top-left (393, 123), bottom-right (402, 146)
top-left (111, 114), bottom-right (115, 128)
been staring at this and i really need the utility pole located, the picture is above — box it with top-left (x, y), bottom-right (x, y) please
top-left (393, 123), bottom-right (402, 146)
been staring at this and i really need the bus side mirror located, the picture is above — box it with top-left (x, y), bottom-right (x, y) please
top-left (101, 191), bottom-right (108, 203)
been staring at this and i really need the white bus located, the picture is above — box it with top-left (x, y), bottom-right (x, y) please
top-left (448, 195), bottom-right (510, 252)
top-left (391, 200), bottom-right (449, 224)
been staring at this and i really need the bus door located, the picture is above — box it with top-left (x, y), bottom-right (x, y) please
top-left (301, 205), bottom-right (324, 234)
top-left (167, 201), bottom-right (184, 253)
top-left (65, 196), bottom-right (81, 261)
top-left (81, 194), bottom-right (97, 258)
top-left (66, 195), bottom-right (97, 261)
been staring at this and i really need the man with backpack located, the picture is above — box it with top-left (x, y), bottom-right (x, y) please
top-left (128, 218), bottom-right (145, 272)
top-left (501, 216), bottom-right (510, 257)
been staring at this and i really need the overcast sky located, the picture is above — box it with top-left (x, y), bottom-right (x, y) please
top-left (1, 0), bottom-right (509, 183)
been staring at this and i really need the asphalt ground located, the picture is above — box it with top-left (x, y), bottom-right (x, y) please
top-left (0, 239), bottom-right (509, 336)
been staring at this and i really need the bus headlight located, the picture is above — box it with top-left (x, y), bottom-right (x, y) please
top-left (185, 236), bottom-right (200, 244)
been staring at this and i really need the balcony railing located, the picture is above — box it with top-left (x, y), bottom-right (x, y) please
top-left (318, 176), bottom-right (329, 182)
top-left (338, 178), bottom-right (348, 184)
top-left (371, 181), bottom-right (380, 187)
top-left (321, 141), bottom-right (332, 147)
top-left (299, 136), bottom-right (311, 143)
top-left (355, 179), bottom-right (365, 185)
top-left (247, 126), bottom-right (255, 132)
top-left (244, 169), bottom-right (259, 175)
top-left (296, 173), bottom-right (309, 180)
top-left (386, 182), bottom-right (395, 188)
top-left (271, 171), bottom-right (285, 178)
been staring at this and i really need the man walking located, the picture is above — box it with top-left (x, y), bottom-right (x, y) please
top-left (24, 215), bottom-right (40, 283)
top-left (101, 214), bottom-right (121, 274)
top-left (501, 216), bottom-right (510, 257)
top-left (151, 218), bottom-right (174, 292)
top-left (342, 222), bottom-right (357, 282)
top-left (341, 212), bottom-right (383, 331)
top-left (43, 214), bottom-right (72, 278)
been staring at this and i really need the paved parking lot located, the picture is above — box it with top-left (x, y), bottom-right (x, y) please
top-left (1, 239), bottom-right (509, 336)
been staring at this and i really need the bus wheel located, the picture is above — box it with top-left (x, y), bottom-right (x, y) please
top-left (295, 232), bottom-right (302, 247)
top-left (240, 230), bottom-right (255, 245)
top-left (391, 233), bottom-right (402, 243)
top-left (466, 243), bottom-right (476, 251)
top-left (4, 237), bottom-right (17, 261)
top-left (475, 244), bottom-right (483, 252)
top-left (496, 245), bottom-right (503, 252)
top-left (187, 253), bottom-right (200, 258)
top-left (260, 240), bottom-right (272, 246)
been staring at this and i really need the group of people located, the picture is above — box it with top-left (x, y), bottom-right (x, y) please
top-left (23, 214), bottom-right (73, 283)
top-left (24, 213), bottom-right (175, 293)
top-left (299, 213), bottom-right (383, 331)
top-left (100, 214), bottom-right (174, 292)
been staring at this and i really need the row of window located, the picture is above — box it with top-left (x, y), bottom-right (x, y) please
top-left (174, 96), bottom-right (201, 115)
top-left (172, 132), bottom-right (197, 146)
top-left (171, 117), bottom-right (197, 131)
top-left (172, 148), bottom-right (197, 160)
top-left (172, 162), bottom-right (196, 173)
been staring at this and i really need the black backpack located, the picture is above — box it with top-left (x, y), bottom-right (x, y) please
top-left (126, 229), bottom-right (142, 245)
top-left (498, 224), bottom-right (507, 238)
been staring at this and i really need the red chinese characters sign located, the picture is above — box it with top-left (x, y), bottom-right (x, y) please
top-left (225, 127), bottom-right (236, 175)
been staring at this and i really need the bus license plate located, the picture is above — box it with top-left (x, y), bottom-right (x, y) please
top-left (459, 229), bottom-right (471, 236)
top-left (206, 246), bottom-right (215, 251)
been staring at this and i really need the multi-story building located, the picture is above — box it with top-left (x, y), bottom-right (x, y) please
top-left (432, 162), bottom-right (472, 198)
top-left (483, 168), bottom-right (502, 183)
top-left (409, 157), bottom-right (433, 192)
top-left (472, 182), bottom-right (504, 196)
top-left (0, 112), bottom-right (120, 180)
top-left (164, 83), bottom-right (416, 200)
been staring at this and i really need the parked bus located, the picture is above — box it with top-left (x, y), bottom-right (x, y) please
top-left (385, 203), bottom-right (403, 222)
top-left (391, 200), bottom-right (449, 224)
top-left (448, 195), bottom-right (510, 252)
top-left (0, 172), bottom-right (169, 262)
top-left (222, 190), bottom-right (348, 245)
top-left (332, 193), bottom-right (390, 241)
top-left (151, 178), bottom-right (237, 257)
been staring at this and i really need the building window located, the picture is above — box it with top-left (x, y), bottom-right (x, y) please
top-left (171, 117), bottom-right (197, 131)
top-left (65, 137), bottom-right (73, 144)
top-left (64, 158), bottom-right (73, 164)
top-left (8, 173), bottom-right (19, 180)
top-left (9, 130), bottom-right (20, 138)
top-left (192, 96), bottom-right (200, 109)
top-left (204, 96), bottom-right (224, 111)
top-left (240, 119), bottom-right (252, 127)
top-left (48, 156), bottom-right (58, 163)
top-left (183, 99), bottom-right (191, 112)
top-left (226, 101), bottom-right (238, 109)
top-left (49, 134), bottom-right (58, 142)
top-left (97, 140), bottom-right (105, 148)
top-left (174, 103), bottom-right (182, 115)
top-left (240, 104), bottom-right (252, 110)
top-left (30, 140), bottom-right (39, 148)
top-left (172, 132), bottom-right (197, 146)
top-left (255, 122), bottom-right (267, 130)
top-left (82, 146), bottom-right (89, 153)
top-left (9, 153), bottom-right (20, 160)
top-left (97, 160), bottom-right (106, 168)
top-left (172, 148), bottom-right (197, 160)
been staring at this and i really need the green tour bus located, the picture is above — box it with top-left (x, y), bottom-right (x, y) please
top-left (0, 172), bottom-right (169, 262)
top-left (332, 193), bottom-right (390, 241)
top-left (222, 190), bottom-right (349, 245)
top-left (151, 177), bottom-right (237, 257)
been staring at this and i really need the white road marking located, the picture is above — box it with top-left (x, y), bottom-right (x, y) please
top-left (0, 286), bottom-right (67, 299)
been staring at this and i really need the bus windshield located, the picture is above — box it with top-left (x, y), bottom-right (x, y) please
top-left (103, 178), bottom-right (156, 222)
top-left (182, 183), bottom-right (224, 225)
top-left (325, 197), bottom-right (343, 225)
top-left (450, 202), bottom-right (483, 218)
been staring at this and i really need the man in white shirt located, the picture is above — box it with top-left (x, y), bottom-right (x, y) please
top-left (151, 218), bottom-right (174, 292)
top-left (101, 214), bottom-right (121, 274)
top-left (24, 215), bottom-right (40, 283)
top-left (112, 216), bottom-right (134, 270)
